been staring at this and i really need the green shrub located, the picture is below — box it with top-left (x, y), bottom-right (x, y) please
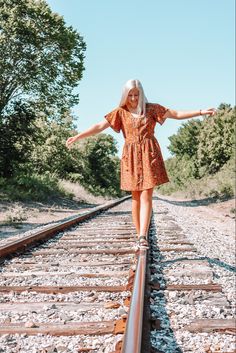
top-left (0, 172), bottom-right (72, 201)
top-left (158, 156), bottom-right (235, 200)
top-left (157, 104), bottom-right (235, 199)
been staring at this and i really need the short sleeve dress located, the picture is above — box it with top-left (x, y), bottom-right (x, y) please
top-left (104, 103), bottom-right (170, 191)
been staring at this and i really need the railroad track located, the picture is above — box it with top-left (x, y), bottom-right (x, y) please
top-left (0, 195), bottom-right (235, 353)
top-left (0, 196), bottom-right (149, 353)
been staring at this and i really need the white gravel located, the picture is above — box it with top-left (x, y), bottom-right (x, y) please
top-left (150, 196), bottom-right (236, 353)
top-left (158, 198), bottom-right (235, 266)
top-left (0, 333), bottom-right (124, 353)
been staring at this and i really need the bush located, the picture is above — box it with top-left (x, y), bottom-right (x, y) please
top-left (0, 172), bottom-right (72, 201)
top-left (157, 103), bottom-right (235, 199)
top-left (197, 105), bottom-right (235, 175)
top-left (158, 156), bottom-right (235, 200)
top-left (70, 134), bottom-right (122, 197)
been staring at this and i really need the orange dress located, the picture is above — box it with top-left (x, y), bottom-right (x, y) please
top-left (104, 103), bottom-right (170, 191)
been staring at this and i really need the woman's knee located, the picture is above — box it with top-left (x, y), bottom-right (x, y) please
top-left (132, 190), bottom-right (141, 202)
top-left (140, 188), bottom-right (153, 203)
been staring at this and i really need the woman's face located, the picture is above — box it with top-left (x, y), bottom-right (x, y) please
top-left (126, 88), bottom-right (139, 109)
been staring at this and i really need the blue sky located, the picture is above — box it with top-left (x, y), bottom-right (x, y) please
top-left (46, 0), bottom-right (235, 160)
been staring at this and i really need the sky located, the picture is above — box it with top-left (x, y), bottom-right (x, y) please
top-left (46, 0), bottom-right (235, 160)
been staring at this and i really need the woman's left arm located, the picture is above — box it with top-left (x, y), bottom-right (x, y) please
top-left (163, 107), bottom-right (216, 120)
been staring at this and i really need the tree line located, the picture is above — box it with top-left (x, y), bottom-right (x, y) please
top-left (0, 0), bottom-right (121, 199)
top-left (159, 103), bottom-right (235, 197)
top-left (0, 1), bottom-right (234, 201)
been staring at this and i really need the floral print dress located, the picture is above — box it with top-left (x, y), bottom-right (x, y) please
top-left (104, 103), bottom-right (170, 191)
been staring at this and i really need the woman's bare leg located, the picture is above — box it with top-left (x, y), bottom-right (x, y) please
top-left (139, 188), bottom-right (154, 237)
top-left (131, 190), bottom-right (141, 236)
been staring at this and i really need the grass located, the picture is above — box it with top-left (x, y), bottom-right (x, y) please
top-left (157, 157), bottom-right (235, 201)
top-left (0, 172), bottom-right (74, 202)
top-left (0, 203), bottom-right (27, 228)
top-left (59, 179), bottom-right (113, 204)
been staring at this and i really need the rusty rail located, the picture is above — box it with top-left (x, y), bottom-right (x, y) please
top-left (121, 247), bottom-right (147, 353)
top-left (0, 195), bottom-right (131, 260)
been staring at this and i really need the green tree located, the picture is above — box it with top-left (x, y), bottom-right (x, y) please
top-left (70, 134), bottom-right (121, 197)
top-left (0, 100), bottom-right (38, 177)
top-left (28, 113), bottom-right (82, 177)
top-left (159, 103), bottom-right (235, 196)
top-left (168, 119), bottom-right (202, 159)
top-left (197, 105), bottom-right (235, 175)
top-left (0, 0), bottom-right (86, 115)
top-left (168, 119), bottom-right (203, 178)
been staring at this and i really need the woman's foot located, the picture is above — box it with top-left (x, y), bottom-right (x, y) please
top-left (138, 235), bottom-right (149, 249)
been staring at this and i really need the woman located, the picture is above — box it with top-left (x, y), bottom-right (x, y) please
top-left (66, 79), bottom-right (216, 249)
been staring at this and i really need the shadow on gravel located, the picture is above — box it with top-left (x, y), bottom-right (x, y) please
top-left (161, 256), bottom-right (236, 273)
top-left (148, 218), bottom-right (184, 353)
top-left (153, 195), bottom-right (234, 208)
top-left (104, 210), bottom-right (132, 216)
top-left (0, 223), bottom-right (45, 238)
top-left (0, 212), bottom-right (96, 239)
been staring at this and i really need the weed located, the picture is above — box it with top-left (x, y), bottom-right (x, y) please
top-left (2, 204), bottom-right (27, 227)
top-left (0, 172), bottom-right (73, 202)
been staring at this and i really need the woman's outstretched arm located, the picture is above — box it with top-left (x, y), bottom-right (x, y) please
top-left (163, 107), bottom-right (216, 120)
top-left (66, 119), bottom-right (110, 148)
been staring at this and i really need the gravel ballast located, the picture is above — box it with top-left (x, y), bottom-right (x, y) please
top-left (150, 196), bottom-right (235, 353)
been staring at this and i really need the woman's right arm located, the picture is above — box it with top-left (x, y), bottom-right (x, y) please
top-left (66, 119), bottom-right (110, 148)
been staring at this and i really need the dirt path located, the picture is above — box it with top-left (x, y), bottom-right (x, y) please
top-left (0, 181), bottom-right (115, 241)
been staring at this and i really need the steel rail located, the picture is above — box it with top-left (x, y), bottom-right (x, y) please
top-left (0, 195), bottom-right (131, 260)
top-left (121, 247), bottom-right (147, 353)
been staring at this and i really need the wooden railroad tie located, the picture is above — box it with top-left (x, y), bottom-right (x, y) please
top-left (0, 285), bottom-right (128, 294)
top-left (31, 248), bottom-right (135, 256)
top-left (150, 283), bottom-right (222, 292)
top-left (0, 321), bottom-right (115, 336)
top-left (0, 317), bottom-right (129, 337)
top-left (183, 319), bottom-right (236, 334)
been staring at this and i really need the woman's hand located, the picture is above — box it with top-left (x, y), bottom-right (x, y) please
top-left (165, 107), bottom-right (217, 120)
top-left (66, 135), bottom-right (79, 149)
top-left (65, 120), bottom-right (110, 149)
top-left (201, 108), bottom-right (217, 116)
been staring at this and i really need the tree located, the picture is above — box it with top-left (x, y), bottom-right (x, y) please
top-left (28, 113), bottom-right (82, 177)
top-left (197, 105), bottom-right (235, 175)
top-left (167, 119), bottom-right (203, 178)
top-left (0, 0), bottom-right (86, 115)
top-left (168, 119), bottom-right (202, 159)
top-left (0, 100), bottom-right (39, 177)
top-left (71, 134), bottom-right (121, 197)
top-left (163, 104), bottom-right (235, 186)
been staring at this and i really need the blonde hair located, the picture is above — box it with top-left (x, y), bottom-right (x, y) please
top-left (119, 79), bottom-right (148, 116)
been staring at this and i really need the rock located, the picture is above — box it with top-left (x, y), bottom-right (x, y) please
top-left (56, 346), bottom-right (67, 352)
top-left (104, 301), bottom-right (120, 309)
top-left (24, 321), bottom-right (38, 328)
top-left (118, 307), bottom-right (127, 316)
top-left (45, 346), bottom-right (57, 353)
top-left (168, 291), bottom-right (177, 300)
top-left (92, 339), bottom-right (100, 349)
top-left (50, 304), bottom-right (57, 309)
top-left (3, 317), bottom-right (11, 324)
top-left (47, 310), bottom-right (56, 317)
top-left (87, 292), bottom-right (95, 297)
top-left (60, 314), bottom-right (70, 322)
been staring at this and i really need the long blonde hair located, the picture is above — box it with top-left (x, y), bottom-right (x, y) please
top-left (119, 79), bottom-right (148, 116)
